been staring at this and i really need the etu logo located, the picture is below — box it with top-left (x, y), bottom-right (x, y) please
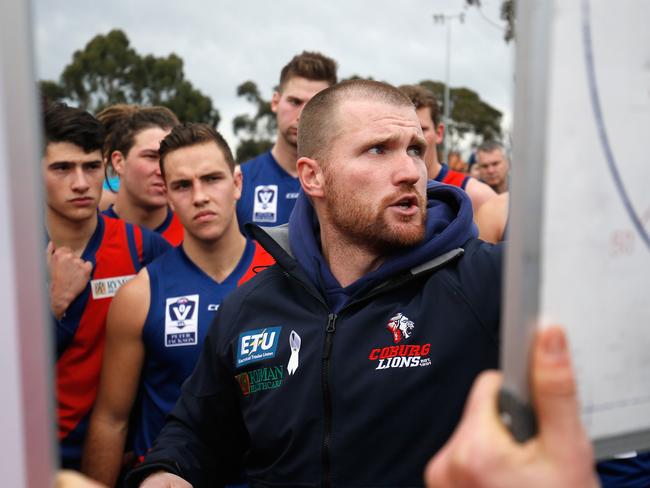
top-left (236, 326), bottom-right (282, 367)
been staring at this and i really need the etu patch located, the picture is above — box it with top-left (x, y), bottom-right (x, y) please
top-left (236, 326), bottom-right (282, 367)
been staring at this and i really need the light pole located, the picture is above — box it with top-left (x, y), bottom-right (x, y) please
top-left (433, 12), bottom-right (465, 163)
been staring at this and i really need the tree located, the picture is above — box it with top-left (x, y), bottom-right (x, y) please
top-left (40, 29), bottom-right (219, 127)
top-left (466, 0), bottom-right (515, 42)
top-left (232, 80), bottom-right (275, 163)
top-left (418, 80), bottom-right (503, 148)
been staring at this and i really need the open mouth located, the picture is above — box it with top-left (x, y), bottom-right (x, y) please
top-left (393, 195), bottom-right (418, 210)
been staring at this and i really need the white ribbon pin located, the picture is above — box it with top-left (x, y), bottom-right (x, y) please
top-left (287, 330), bottom-right (301, 375)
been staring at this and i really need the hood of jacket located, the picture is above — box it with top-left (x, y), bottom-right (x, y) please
top-left (268, 180), bottom-right (477, 312)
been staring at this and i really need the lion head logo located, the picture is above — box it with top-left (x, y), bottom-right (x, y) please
top-left (386, 313), bottom-right (415, 344)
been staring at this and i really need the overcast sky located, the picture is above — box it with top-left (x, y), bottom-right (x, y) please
top-left (31, 0), bottom-right (514, 153)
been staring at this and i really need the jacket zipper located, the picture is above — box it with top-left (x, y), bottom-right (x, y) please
top-left (321, 313), bottom-right (337, 488)
top-left (280, 269), bottom-right (435, 487)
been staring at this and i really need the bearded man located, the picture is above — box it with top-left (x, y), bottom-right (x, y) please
top-left (127, 79), bottom-right (502, 488)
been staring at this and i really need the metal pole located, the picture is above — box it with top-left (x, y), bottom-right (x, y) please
top-left (444, 21), bottom-right (451, 163)
top-left (433, 12), bottom-right (464, 163)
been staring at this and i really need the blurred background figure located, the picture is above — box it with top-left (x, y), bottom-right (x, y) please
top-left (399, 84), bottom-right (496, 215)
top-left (477, 140), bottom-right (510, 194)
top-left (448, 150), bottom-right (468, 173)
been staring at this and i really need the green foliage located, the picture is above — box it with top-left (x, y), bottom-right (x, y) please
top-left (40, 29), bottom-right (220, 127)
top-left (418, 80), bottom-right (503, 146)
top-left (500, 0), bottom-right (515, 42)
top-left (465, 0), bottom-right (515, 42)
top-left (232, 80), bottom-right (275, 163)
top-left (235, 138), bottom-right (274, 165)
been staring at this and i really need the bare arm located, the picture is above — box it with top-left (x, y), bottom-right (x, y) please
top-left (476, 192), bottom-right (509, 243)
top-left (81, 270), bottom-right (150, 487)
top-left (465, 178), bottom-right (497, 216)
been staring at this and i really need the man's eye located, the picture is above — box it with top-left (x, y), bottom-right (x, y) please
top-left (407, 146), bottom-right (423, 157)
top-left (369, 146), bottom-right (385, 155)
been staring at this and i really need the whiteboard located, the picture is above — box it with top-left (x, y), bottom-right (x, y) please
top-left (501, 0), bottom-right (650, 459)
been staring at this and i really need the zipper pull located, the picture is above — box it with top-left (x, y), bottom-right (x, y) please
top-left (326, 313), bottom-right (337, 333)
top-left (323, 313), bottom-right (337, 359)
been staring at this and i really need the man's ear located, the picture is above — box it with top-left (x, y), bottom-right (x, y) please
top-left (435, 122), bottom-right (445, 146)
top-left (297, 156), bottom-right (325, 199)
top-left (233, 167), bottom-right (243, 201)
top-left (111, 150), bottom-right (126, 176)
top-left (271, 91), bottom-right (281, 114)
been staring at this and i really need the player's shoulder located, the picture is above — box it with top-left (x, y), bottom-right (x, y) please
top-left (457, 237), bottom-right (504, 274)
top-left (466, 177), bottom-right (497, 202)
top-left (117, 267), bottom-right (151, 301)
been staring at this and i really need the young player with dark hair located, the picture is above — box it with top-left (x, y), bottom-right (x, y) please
top-left (44, 102), bottom-right (170, 469)
top-left (82, 123), bottom-right (273, 487)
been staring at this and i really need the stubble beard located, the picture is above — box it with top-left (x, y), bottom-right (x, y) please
top-left (281, 127), bottom-right (298, 149)
top-left (324, 172), bottom-right (427, 255)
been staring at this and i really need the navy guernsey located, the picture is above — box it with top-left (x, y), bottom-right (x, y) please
top-left (134, 240), bottom-right (273, 457)
top-left (236, 151), bottom-right (301, 234)
top-left (55, 214), bottom-right (170, 469)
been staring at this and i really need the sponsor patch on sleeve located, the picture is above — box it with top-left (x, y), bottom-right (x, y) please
top-left (236, 326), bottom-right (282, 367)
top-left (90, 274), bottom-right (135, 299)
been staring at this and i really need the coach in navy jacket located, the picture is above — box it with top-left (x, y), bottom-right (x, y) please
top-left (127, 80), bottom-right (502, 488)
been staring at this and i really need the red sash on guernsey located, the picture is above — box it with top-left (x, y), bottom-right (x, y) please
top-left (56, 217), bottom-right (143, 439)
top-left (160, 212), bottom-right (184, 247)
top-left (442, 169), bottom-right (468, 188)
top-left (238, 242), bottom-right (276, 286)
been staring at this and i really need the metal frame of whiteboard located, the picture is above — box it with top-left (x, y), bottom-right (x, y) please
top-left (501, 1), bottom-right (551, 408)
top-left (502, 0), bottom-right (650, 460)
top-left (0, 1), bottom-right (55, 486)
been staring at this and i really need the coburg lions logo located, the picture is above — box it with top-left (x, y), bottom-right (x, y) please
top-left (367, 312), bottom-right (431, 371)
top-left (386, 313), bottom-right (414, 344)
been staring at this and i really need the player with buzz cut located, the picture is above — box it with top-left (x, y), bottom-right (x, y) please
top-left (236, 50), bottom-right (338, 231)
top-left (43, 102), bottom-right (171, 470)
top-left (81, 123), bottom-right (274, 487)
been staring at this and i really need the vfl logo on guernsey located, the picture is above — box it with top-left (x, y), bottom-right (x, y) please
top-left (237, 327), bottom-right (281, 367)
top-left (368, 313), bottom-right (432, 370)
top-left (253, 185), bottom-right (278, 223)
top-left (91, 275), bottom-right (135, 299)
top-left (165, 295), bottom-right (199, 347)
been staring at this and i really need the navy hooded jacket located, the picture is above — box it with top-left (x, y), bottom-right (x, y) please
top-left (127, 182), bottom-right (503, 488)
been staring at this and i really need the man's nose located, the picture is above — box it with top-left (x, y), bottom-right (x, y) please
top-left (192, 181), bottom-right (209, 205)
top-left (71, 167), bottom-right (90, 192)
top-left (393, 151), bottom-right (423, 186)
